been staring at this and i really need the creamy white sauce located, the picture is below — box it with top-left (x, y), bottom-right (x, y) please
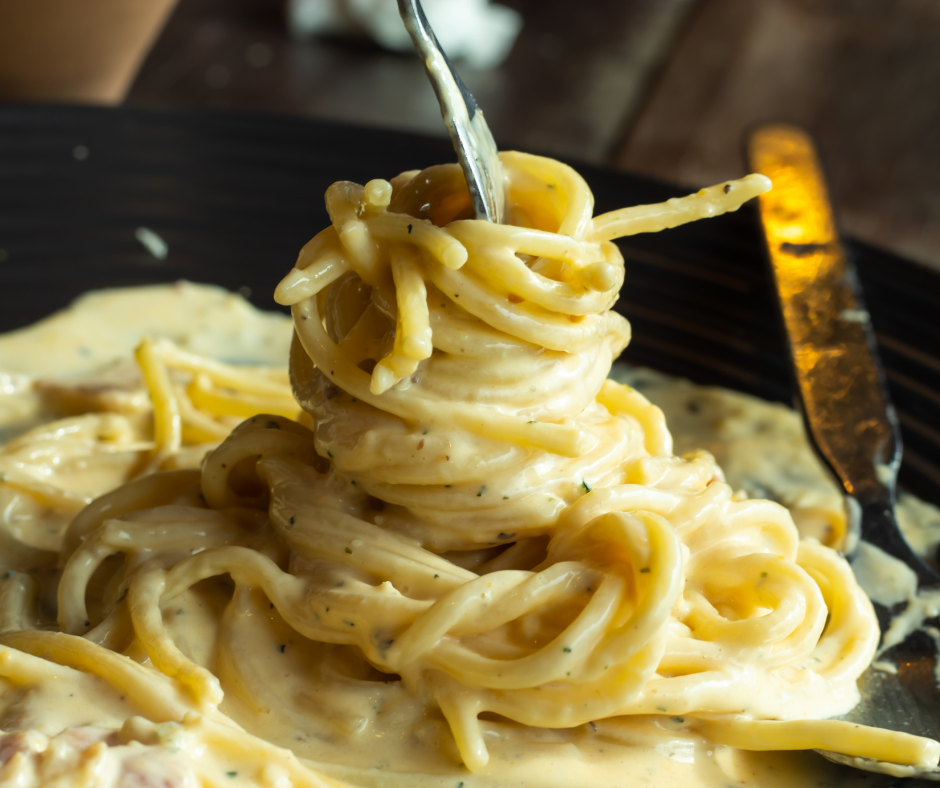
top-left (1, 286), bottom-right (937, 788)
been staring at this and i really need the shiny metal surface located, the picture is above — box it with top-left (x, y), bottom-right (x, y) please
top-left (749, 124), bottom-right (940, 779)
top-left (397, 0), bottom-right (505, 223)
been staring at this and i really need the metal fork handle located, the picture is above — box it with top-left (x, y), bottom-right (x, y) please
top-left (397, 0), bottom-right (505, 223)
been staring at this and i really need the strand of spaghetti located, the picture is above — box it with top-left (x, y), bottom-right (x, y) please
top-left (0, 630), bottom-right (194, 723)
top-left (0, 471), bottom-right (91, 511)
top-left (695, 718), bottom-right (940, 768)
top-left (136, 337), bottom-right (181, 464)
top-left (424, 261), bottom-right (627, 352)
top-left (62, 468), bottom-right (200, 555)
top-left (403, 573), bottom-right (622, 686)
top-left (449, 221), bottom-right (603, 266)
top-left (590, 174), bottom-right (772, 242)
top-left (0, 640), bottom-right (86, 684)
top-left (292, 299), bottom-right (592, 457)
top-left (186, 372), bottom-right (300, 419)
top-left (500, 151), bottom-right (595, 238)
top-left (445, 225), bottom-right (619, 315)
top-left (597, 379), bottom-right (673, 457)
top-left (325, 181), bottom-right (384, 285)
top-left (176, 384), bottom-right (235, 442)
top-left (796, 540), bottom-right (879, 682)
top-left (367, 211), bottom-right (468, 270)
top-left (275, 248), bottom-right (349, 306)
top-left (151, 340), bottom-right (291, 399)
top-left (390, 244), bottom-right (433, 361)
top-left (128, 562), bottom-right (224, 706)
top-left (371, 244), bottom-right (432, 393)
top-left (57, 526), bottom-right (118, 633)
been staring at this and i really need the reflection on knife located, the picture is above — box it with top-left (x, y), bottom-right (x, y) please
top-left (747, 124), bottom-right (936, 583)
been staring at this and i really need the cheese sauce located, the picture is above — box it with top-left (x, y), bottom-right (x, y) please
top-left (1, 283), bottom-right (935, 787)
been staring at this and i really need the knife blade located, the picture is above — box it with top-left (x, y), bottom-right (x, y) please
top-left (746, 124), bottom-right (936, 582)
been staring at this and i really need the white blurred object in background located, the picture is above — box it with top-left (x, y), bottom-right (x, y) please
top-left (288, 0), bottom-right (522, 70)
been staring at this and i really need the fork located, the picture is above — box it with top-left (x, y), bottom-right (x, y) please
top-left (397, 0), bottom-right (505, 223)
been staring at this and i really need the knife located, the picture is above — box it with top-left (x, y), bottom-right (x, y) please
top-left (746, 123), bottom-right (938, 585)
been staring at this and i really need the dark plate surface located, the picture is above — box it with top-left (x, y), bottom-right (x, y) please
top-left (1, 104), bottom-right (940, 785)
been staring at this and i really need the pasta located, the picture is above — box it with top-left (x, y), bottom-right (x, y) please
top-left (0, 152), bottom-right (937, 788)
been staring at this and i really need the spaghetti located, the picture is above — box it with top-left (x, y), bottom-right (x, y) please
top-left (0, 152), bottom-right (936, 787)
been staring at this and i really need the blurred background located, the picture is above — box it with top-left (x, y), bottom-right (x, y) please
top-left (2, 0), bottom-right (938, 271)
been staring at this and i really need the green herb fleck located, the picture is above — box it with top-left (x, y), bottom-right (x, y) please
top-left (477, 485), bottom-right (486, 497)
top-left (527, 420), bottom-right (537, 424)
top-left (227, 772), bottom-right (238, 779)
top-left (175, 609), bottom-right (184, 615)
top-left (279, 644), bottom-right (286, 653)
top-left (640, 567), bottom-right (650, 573)
top-left (327, 450), bottom-right (334, 459)
top-left (760, 571), bottom-right (768, 578)
top-left (434, 574), bottom-right (439, 579)
top-left (266, 420), bottom-right (281, 429)
top-left (563, 646), bottom-right (572, 653)
top-left (407, 224), bottom-right (413, 234)
top-left (581, 479), bottom-right (592, 493)
top-left (672, 717), bottom-right (685, 724)
top-left (289, 516), bottom-right (295, 525)
top-left (344, 620), bottom-right (355, 627)
top-left (345, 547), bottom-right (353, 554)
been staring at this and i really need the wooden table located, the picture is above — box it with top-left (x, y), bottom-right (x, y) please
top-left (128, 0), bottom-right (940, 271)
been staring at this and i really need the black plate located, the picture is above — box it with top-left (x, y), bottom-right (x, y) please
top-left (1, 104), bottom-right (938, 512)
top-left (1, 104), bottom-right (940, 785)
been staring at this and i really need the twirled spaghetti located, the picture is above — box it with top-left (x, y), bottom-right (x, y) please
top-left (0, 152), bottom-right (937, 788)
